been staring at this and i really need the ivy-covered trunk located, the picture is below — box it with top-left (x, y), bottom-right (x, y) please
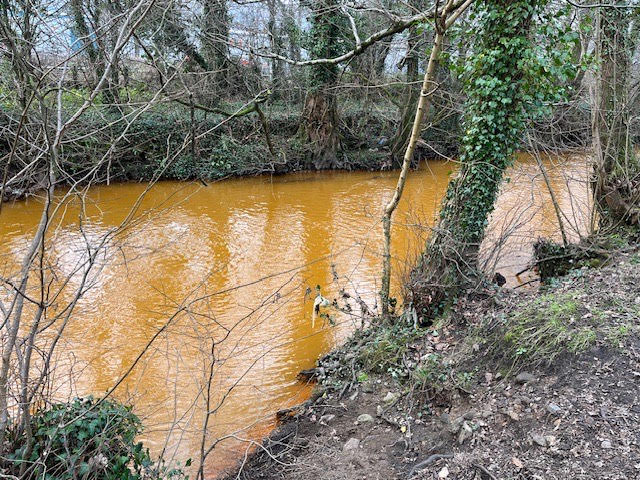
top-left (592, 5), bottom-right (639, 228)
top-left (408, 0), bottom-right (537, 320)
top-left (298, 0), bottom-right (342, 168)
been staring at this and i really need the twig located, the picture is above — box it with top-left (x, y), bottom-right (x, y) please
top-left (408, 453), bottom-right (453, 478)
top-left (473, 463), bottom-right (498, 480)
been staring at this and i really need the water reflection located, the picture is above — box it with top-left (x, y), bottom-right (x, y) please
top-left (0, 154), bottom-right (590, 477)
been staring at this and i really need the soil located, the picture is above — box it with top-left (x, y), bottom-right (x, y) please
top-left (222, 250), bottom-right (640, 480)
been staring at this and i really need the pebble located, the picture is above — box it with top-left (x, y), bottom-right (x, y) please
top-left (376, 405), bottom-right (384, 417)
top-left (463, 410), bottom-right (478, 420)
top-left (601, 440), bottom-right (613, 449)
top-left (531, 433), bottom-right (547, 447)
top-left (383, 391), bottom-right (400, 404)
top-left (320, 414), bottom-right (336, 424)
top-left (448, 416), bottom-right (465, 434)
top-left (507, 410), bottom-right (520, 421)
top-left (439, 412), bottom-right (451, 425)
top-left (516, 372), bottom-right (536, 384)
top-left (356, 413), bottom-right (374, 424)
top-left (547, 403), bottom-right (562, 416)
top-left (457, 422), bottom-right (473, 445)
top-left (343, 438), bottom-right (360, 452)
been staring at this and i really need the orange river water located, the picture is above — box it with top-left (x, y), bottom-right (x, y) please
top-left (0, 153), bottom-right (591, 477)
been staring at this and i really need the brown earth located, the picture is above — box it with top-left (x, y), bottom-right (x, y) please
top-left (223, 250), bottom-right (640, 480)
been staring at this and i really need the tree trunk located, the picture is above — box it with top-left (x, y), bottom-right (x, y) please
top-left (380, 0), bottom-right (474, 318)
top-left (268, 0), bottom-right (284, 91)
top-left (300, 91), bottom-right (341, 168)
top-left (381, 25), bottom-right (445, 317)
top-left (201, 0), bottom-right (230, 91)
top-left (391, 23), bottom-right (423, 164)
top-left (592, 4), bottom-right (639, 228)
top-left (298, 0), bottom-right (342, 166)
top-left (408, 0), bottom-right (537, 321)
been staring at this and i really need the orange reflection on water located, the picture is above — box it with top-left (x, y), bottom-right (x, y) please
top-left (0, 154), bottom-right (590, 477)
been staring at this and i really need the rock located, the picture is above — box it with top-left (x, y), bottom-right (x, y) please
top-left (376, 405), bottom-right (384, 417)
top-left (362, 382), bottom-right (374, 393)
top-left (343, 438), bottom-right (360, 452)
top-left (297, 368), bottom-right (318, 381)
top-left (383, 391), bottom-right (400, 404)
top-left (439, 412), bottom-right (451, 426)
top-left (485, 372), bottom-right (494, 383)
top-left (516, 372), bottom-right (536, 384)
top-left (531, 433), bottom-right (547, 447)
top-left (448, 416), bottom-right (465, 434)
top-left (356, 413), bottom-right (374, 424)
top-left (438, 466), bottom-right (450, 478)
top-left (601, 440), bottom-right (612, 449)
top-left (545, 435), bottom-right (557, 446)
top-left (377, 136), bottom-right (390, 148)
top-left (458, 422), bottom-right (473, 445)
top-left (546, 403), bottom-right (562, 416)
top-left (320, 414), bottom-right (336, 424)
top-left (463, 410), bottom-right (478, 420)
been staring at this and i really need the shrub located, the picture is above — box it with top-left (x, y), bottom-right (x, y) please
top-left (8, 396), bottom-right (187, 480)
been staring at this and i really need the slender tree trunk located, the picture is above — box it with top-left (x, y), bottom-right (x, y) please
top-left (391, 23), bottom-right (423, 164)
top-left (380, 0), bottom-right (473, 318)
top-left (592, 4), bottom-right (639, 228)
top-left (407, 0), bottom-right (536, 321)
top-left (202, 0), bottom-right (230, 91)
top-left (268, 0), bottom-right (284, 92)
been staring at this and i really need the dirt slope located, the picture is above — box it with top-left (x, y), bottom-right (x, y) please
top-left (224, 252), bottom-right (640, 480)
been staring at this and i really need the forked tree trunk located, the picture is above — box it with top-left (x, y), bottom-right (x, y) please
top-left (592, 5), bottom-right (639, 228)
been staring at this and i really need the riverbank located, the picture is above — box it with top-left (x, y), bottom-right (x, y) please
top-left (223, 243), bottom-right (640, 480)
top-left (1, 95), bottom-right (592, 203)
top-left (1, 100), bottom-right (460, 202)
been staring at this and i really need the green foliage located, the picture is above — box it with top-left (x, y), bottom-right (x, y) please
top-left (500, 292), bottom-right (596, 368)
top-left (412, 353), bottom-right (476, 397)
top-left (8, 397), bottom-right (188, 480)
top-left (606, 324), bottom-right (632, 348)
top-left (521, 3), bottom-right (582, 115)
top-left (357, 323), bottom-right (425, 379)
top-left (443, 0), bottom-right (540, 243)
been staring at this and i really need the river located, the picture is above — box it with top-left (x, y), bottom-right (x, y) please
top-left (0, 153), bottom-right (590, 477)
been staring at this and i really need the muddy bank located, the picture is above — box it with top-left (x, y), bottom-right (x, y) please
top-left (222, 248), bottom-right (640, 480)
